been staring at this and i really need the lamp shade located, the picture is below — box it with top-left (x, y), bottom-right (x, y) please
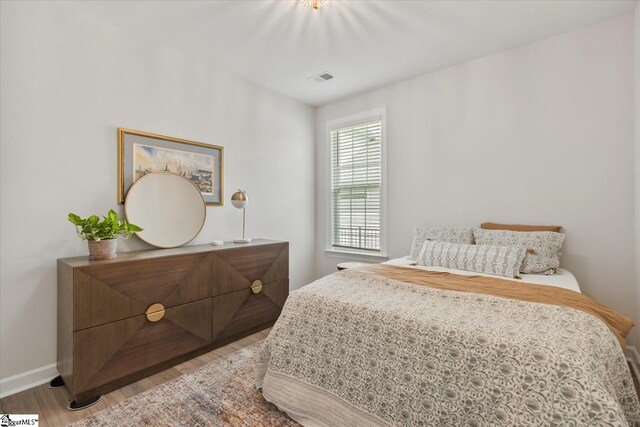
top-left (231, 190), bottom-right (249, 209)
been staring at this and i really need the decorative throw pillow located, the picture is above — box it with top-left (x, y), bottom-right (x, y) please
top-left (416, 241), bottom-right (527, 278)
top-left (480, 222), bottom-right (562, 233)
top-left (409, 227), bottom-right (475, 260)
top-left (473, 229), bottom-right (565, 275)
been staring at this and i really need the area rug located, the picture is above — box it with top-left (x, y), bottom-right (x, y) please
top-left (71, 342), bottom-right (298, 427)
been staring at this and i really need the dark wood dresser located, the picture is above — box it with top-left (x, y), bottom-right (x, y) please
top-left (57, 239), bottom-right (288, 403)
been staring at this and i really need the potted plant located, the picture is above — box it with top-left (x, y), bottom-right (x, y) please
top-left (68, 209), bottom-right (143, 260)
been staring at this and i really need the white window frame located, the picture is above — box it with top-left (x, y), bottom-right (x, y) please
top-left (325, 108), bottom-right (388, 261)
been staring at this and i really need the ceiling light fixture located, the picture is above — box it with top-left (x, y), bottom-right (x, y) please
top-left (300, 0), bottom-right (330, 10)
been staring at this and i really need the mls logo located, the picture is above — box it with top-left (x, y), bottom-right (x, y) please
top-left (0, 414), bottom-right (39, 426)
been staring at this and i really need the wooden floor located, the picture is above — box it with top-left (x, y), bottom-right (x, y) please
top-left (0, 329), bottom-right (270, 427)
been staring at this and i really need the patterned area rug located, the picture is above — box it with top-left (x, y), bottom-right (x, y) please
top-left (71, 343), bottom-right (298, 427)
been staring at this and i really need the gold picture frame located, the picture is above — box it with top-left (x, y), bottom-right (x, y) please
top-left (117, 128), bottom-right (224, 205)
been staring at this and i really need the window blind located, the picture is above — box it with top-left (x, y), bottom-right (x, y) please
top-left (330, 118), bottom-right (382, 252)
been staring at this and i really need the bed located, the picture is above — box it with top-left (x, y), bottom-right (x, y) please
top-left (256, 257), bottom-right (640, 426)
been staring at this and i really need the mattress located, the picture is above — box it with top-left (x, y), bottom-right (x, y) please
top-left (383, 256), bottom-right (582, 293)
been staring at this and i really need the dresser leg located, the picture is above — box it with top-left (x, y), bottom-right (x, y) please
top-left (67, 395), bottom-right (103, 411)
top-left (48, 375), bottom-right (65, 388)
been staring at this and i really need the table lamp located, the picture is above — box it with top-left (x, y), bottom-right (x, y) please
top-left (231, 190), bottom-right (251, 243)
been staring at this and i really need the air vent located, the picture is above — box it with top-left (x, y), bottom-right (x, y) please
top-left (309, 71), bottom-right (334, 83)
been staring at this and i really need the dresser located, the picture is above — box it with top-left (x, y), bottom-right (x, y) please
top-left (57, 239), bottom-right (288, 403)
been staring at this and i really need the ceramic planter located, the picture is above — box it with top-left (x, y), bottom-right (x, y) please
top-left (88, 239), bottom-right (117, 260)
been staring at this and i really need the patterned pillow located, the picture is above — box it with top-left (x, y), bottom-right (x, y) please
top-left (408, 227), bottom-right (475, 260)
top-left (416, 241), bottom-right (527, 278)
top-left (473, 229), bottom-right (565, 275)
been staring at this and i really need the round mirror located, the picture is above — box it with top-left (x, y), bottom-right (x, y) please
top-left (125, 172), bottom-right (206, 248)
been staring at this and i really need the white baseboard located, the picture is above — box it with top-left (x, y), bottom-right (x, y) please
top-left (0, 363), bottom-right (58, 399)
top-left (625, 345), bottom-right (640, 379)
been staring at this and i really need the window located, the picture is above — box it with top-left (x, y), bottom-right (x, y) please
top-left (328, 112), bottom-right (385, 256)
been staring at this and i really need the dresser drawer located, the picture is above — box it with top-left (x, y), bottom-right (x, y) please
top-left (212, 278), bottom-right (288, 345)
top-left (211, 243), bottom-right (288, 296)
top-left (74, 253), bottom-right (211, 330)
top-left (73, 298), bottom-right (211, 395)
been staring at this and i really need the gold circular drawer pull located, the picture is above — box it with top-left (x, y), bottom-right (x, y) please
top-left (145, 303), bottom-right (165, 322)
top-left (251, 280), bottom-right (263, 294)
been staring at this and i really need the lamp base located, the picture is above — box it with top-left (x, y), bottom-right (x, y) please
top-left (233, 238), bottom-right (252, 243)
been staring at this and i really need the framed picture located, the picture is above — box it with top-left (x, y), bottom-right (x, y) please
top-left (118, 128), bottom-right (224, 205)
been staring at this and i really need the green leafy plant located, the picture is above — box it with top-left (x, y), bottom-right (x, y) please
top-left (68, 209), bottom-right (143, 241)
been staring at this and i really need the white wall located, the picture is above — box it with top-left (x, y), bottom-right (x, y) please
top-left (317, 15), bottom-right (638, 345)
top-left (0, 2), bottom-right (316, 393)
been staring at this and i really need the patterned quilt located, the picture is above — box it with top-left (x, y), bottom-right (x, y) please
top-left (256, 269), bottom-right (640, 426)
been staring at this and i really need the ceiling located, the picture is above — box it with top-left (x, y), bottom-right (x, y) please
top-left (66, 0), bottom-right (636, 106)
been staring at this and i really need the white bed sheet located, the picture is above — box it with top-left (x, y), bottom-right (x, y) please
top-left (382, 256), bottom-right (582, 293)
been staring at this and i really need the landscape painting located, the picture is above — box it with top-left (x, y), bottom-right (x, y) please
top-left (133, 144), bottom-right (214, 195)
top-left (118, 128), bottom-right (224, 205)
